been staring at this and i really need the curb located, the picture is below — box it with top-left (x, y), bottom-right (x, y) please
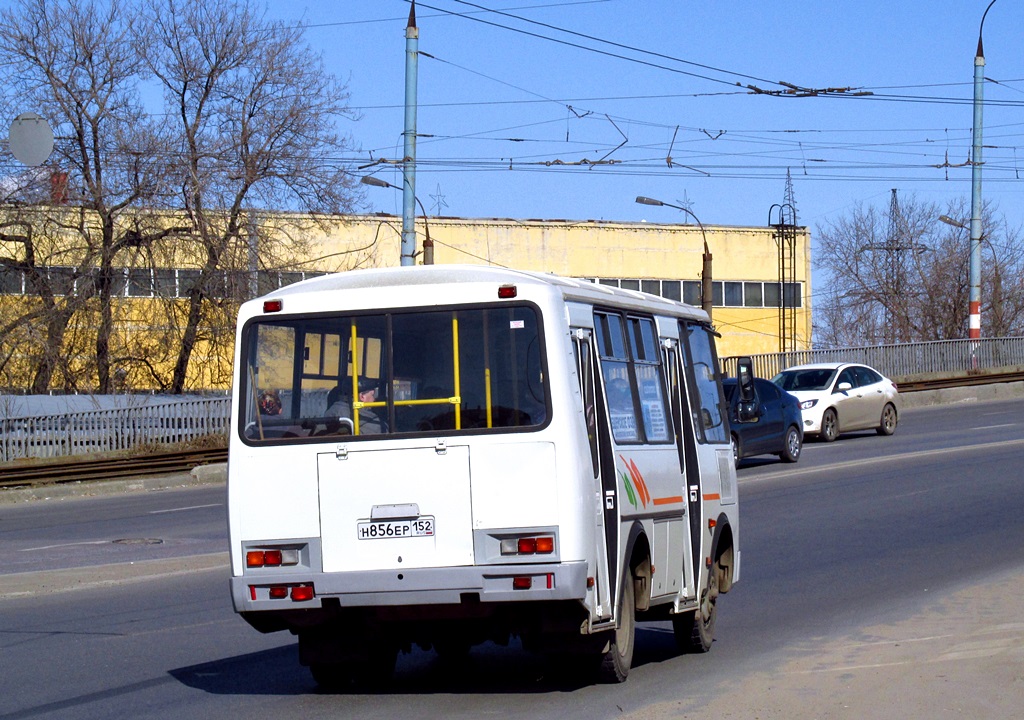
top-left (0, 552), bottom-right (229, 598)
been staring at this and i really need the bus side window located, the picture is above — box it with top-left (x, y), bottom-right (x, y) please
top-left (681, 322), bottom-right (728, 444)
top-left (572, 332), bottom-right (600, 477)
top-left (594, 312), bottom-right (640, 443)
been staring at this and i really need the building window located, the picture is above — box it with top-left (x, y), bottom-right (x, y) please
top-left (744, 283), bottom-right (763, 307)
top-left (661, 280), bottom-right (681, 302)
top-left (154, 268), bottom-right (177, 297)
top-left (724, 281), bottom-right (743, 307)
top-left (582, 277), bottom-right (802, 309)
top-left (0, 267), bottom-right (23, 294)
top-left (128, 268), bottom-right (153, 297)
top-left (683, 281), bottom-right (701, 306)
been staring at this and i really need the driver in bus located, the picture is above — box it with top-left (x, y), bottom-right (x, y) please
top-left (326, 378), bottom-right (385, 434)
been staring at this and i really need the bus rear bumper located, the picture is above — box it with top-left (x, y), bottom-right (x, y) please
top-left (231, 560), bottom-right (589, 615)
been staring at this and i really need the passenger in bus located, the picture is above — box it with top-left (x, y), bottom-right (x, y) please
top-left (257, 389), bottom-right (282, 416)
top-left (326, 378), bottom-right (385, 434)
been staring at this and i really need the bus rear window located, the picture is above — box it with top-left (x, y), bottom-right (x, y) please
top-left (240, 304), bottom-right (547, 442)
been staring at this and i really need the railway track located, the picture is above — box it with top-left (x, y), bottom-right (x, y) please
top-left (897, 369), bottom-right (1024, 392)
top-left (0, 447), bottom-right (227, 489)
top-left (2, 370), bottom-right (1021, 490)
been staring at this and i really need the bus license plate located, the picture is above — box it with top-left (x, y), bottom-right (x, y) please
top-left (357, 517), bottom-right (435, 540)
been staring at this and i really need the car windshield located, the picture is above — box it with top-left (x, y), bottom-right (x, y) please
top-left (722, 382), bottom-right (736, 402)
top-left (773, 368), bottom-right (837, 392)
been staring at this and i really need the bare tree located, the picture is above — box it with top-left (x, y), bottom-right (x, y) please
top-left (0, 0), bottom-right (362, 394)
top-left (815, 194), bottom-right (1024, 346)
top-left (0, 0), bottom-right (188, 392)
top-left (137, 0), bottom-right (361, 393)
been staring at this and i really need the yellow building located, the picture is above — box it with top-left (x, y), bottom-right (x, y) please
top-left (0, 210), bottom-right (810, 392)
top-left (311, 214), bottom-right (812, 359)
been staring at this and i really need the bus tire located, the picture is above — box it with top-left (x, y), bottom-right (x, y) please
top-left (674, 558), bottom-right (720, 653)
top-left (309, 644), bottom-right (397, 692)
top-left (597, 570), bottom-right (636, 683)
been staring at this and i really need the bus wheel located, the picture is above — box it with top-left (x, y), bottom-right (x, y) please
top-left (434, 637), bottom-right (472, 664)
top-left (310, 645), bottom-right (397, 691)
top-left (310, 662), bottom-right (348, 692)
top-left (597, 570), bottom-right (635, 683)
top-left (674, 559), bottom-right (719, 653)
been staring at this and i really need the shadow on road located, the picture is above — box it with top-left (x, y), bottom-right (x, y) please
top-left (170, 624), bottom-right (686, 696)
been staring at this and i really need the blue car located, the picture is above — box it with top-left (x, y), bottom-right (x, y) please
top-left (722, 377), bottom-right (803, 467)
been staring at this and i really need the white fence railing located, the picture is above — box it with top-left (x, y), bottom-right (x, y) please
top-left (0, 397), bottom-right (231, 462)
top-left (721, 337), bottom-right (1024, 381)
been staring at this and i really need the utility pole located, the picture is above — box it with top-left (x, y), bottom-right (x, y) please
top-left (860, 189), bottom-right (928, 344)
top-left (401, 2), bottom-right (419, 266)
top-left (967, 1), bottom-right (998, 362)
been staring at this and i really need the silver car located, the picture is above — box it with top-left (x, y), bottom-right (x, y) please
top-left (771, 362), bottom-right (900, 442)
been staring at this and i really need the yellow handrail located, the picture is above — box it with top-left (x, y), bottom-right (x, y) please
top-left (452, 315), bottom-right (462, 429)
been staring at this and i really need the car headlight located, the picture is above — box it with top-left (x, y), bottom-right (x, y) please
top-left (800, 399), bottom-right (818, 410)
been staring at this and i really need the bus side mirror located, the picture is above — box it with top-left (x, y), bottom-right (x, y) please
top-left (735, 357), bottom-right (758, 423)
top-left (736, 357), bottom-right (755, 403)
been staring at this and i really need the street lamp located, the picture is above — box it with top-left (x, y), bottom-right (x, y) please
top-left (940, 214), bottom-right (998, 350)
top-left (636, 196), bottom-right (713, 318)
top-left (361, 175), bottom-right (434, 265)
top-left (968, 0), bottom-right (999, 346)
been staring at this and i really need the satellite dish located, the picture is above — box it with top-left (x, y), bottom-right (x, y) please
top-left (9, 112), bottom-right (54, 167)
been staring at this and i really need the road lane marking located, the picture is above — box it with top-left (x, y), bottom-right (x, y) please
top-left (19, 540), bottom-right (109, 552)
top-left (148, 503), bottom-right (222, 515)
top-left (739, 437), bottom-right (1024, 484)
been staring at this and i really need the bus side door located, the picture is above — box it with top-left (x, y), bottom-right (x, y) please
top-left (572, 328), bottom-right (614, 621)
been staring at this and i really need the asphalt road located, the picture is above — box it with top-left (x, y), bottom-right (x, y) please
top-left (2, 397), bottom-right (1023, 719)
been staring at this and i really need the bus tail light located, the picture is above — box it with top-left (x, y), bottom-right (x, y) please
top-left (246, 548), bottom-right (300, 568)
top-left (290, 585), bottom-right (315, 602)
top-left (500, 534), bottom-right (555, 556)
top-left (251, 584), bottom-right (316, 602)
top-left (513, 577), bottom-right (532, 590)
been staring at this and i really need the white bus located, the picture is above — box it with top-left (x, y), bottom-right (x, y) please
top-left (228, 264), bottom-right (742, 688)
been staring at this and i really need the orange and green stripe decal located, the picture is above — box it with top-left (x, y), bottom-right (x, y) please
top-left (653, 496), bottom-right (683, 505)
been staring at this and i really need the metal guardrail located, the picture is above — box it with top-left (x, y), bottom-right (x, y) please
top-left (4, 337), bottom-right (1024, 464)
top-left (0, 397), bottom-right (231, 463)
top-left (721, 337), bottom-right (1024, 381)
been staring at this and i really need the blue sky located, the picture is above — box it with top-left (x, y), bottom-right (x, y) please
top-left (273, 0), bottom-right (1024, 241)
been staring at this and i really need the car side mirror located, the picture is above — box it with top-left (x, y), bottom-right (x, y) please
top-left (836, 381), bottom-right (852, 393)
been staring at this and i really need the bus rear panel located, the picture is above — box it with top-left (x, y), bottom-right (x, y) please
top-left (227, 265), bottom-right (739, 687)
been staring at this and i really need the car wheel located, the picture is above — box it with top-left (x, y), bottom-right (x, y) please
top-left (820, 408), bottom-right (839, 442)
top-left (877, 403), bottom-right (898, 436)
top-left (779, 425), bottom-right (801, 462)
top-left (731, 434), bottom-right (741, 468)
